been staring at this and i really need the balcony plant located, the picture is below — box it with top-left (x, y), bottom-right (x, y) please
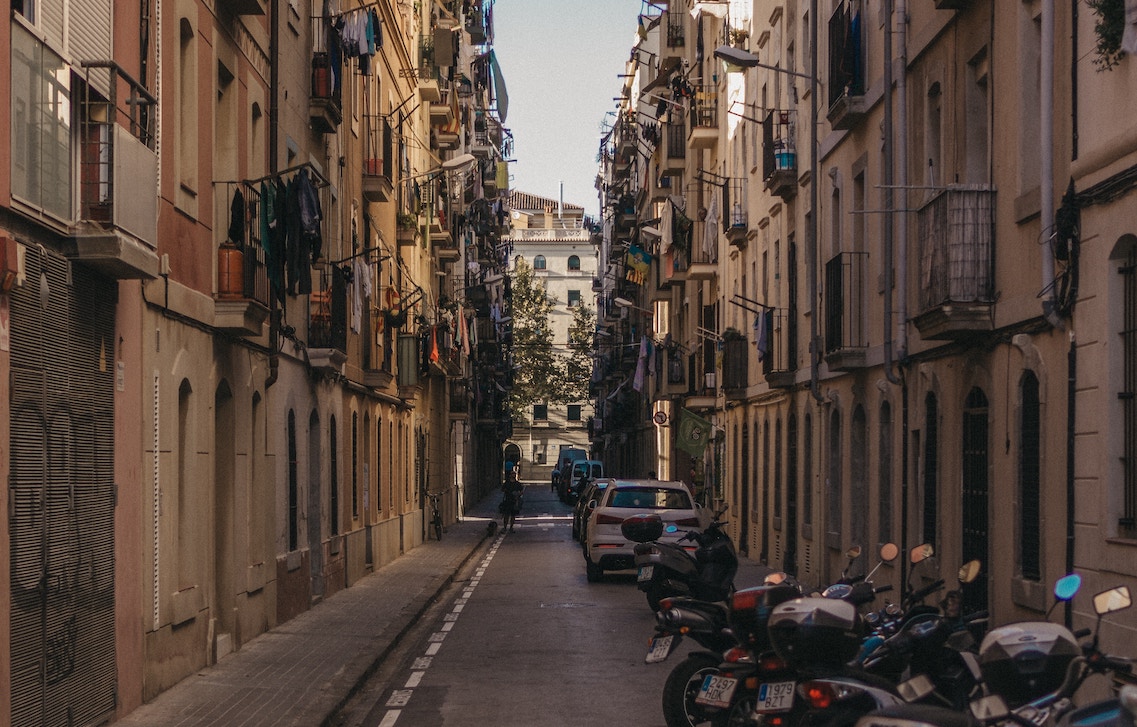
top-left (1087, 0), bottom-right (1126, 71)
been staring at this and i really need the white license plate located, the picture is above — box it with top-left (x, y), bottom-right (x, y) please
top-left (637, 565), bottom-right (654, 582)
top-left (756, 681), bottom-right (796, 712)
top-left (645, 634), bottom-right (674, 664)
top-left (695, 674), bottom-right (738, 708)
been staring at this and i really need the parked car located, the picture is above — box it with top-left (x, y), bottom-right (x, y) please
top-left (554, 448), bottom-right (587, 501)
top-left (572, 477), bottom-right (614, 542)
top-left (565, 459), bottom-right (604, 504)
top-left (582, 479), bottom-right (712, 582)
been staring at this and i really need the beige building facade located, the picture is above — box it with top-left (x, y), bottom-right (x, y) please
top-left (595, 0), bottom-right (1137, 661)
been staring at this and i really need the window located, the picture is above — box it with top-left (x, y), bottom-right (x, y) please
top-left (351, 412), bottom-right (359, 519)
top-left (567, 404), bottom-right (582, 421)
top-left (567, 289), bottom-right (581, 307)
top-left (926, 83), bottom-right (943, 188)
top-left (10, 23), bottom-right (71, 220)
top-left (568, 255), bottom-right (581, 271)
top-left (533, 255), bottom-right (546, 270)
top-left (850, 405), bottom-right (867, 549)
top-left (803, 412), bottom-right (812, 525)
top-left (828, 408), bottom-right (842, 542)
top-left (533, 403), bottom-right (548, 420)
top-left (1020, 372), bottom-right (1041, 581)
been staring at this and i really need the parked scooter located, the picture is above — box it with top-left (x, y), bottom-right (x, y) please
top-left (625, 511), bottom-right (739, 612)
top-left (645, 595), bottom-right (740, 727)
top-left (856, 576), bottom-right (1134, 727)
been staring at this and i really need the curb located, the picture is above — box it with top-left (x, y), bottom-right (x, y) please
top-left (320, 521), bottom-right (493, 727)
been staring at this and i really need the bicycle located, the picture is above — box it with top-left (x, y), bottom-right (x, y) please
top-left (428, 493), bottom-right (443, 541)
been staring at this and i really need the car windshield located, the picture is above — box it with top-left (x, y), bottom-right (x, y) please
top-left (608, 487), bottom-right (691, 510)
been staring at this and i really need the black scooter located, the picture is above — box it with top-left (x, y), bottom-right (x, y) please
top-left (623, 512), bottom-right (739, 612)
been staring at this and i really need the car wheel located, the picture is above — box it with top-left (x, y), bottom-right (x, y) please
top-left (662, 652), bottom-right (720, 727)
top-left (585, 557), bottom-right (603, 583)
top-left (571, 517), bottom-right (580, 541)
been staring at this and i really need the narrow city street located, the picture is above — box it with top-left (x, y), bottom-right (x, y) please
top-left (335, 485), bottom-right (685, 727)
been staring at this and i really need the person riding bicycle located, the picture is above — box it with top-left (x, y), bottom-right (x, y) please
top-left (500, 462), bottom-right (524, 533)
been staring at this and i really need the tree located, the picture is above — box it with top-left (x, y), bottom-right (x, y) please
top-left (506, 258), bottom-right (567, 421)
top-left (564, 303), bottom-right (595, 404)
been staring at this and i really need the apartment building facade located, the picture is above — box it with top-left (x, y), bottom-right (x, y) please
top-left (595, 0), bottom-right (1137, 659)
top-left (1, 0), bottom-right (512, 722)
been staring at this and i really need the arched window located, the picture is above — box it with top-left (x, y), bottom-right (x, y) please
top-left (568, 254), bottom-right (581, 271)
top-left (879, 401), bottom-right (893, 543)
top-left (923, 393), bottom-right (939, 549)
top-left (533, 255), bottom-right (546, 270)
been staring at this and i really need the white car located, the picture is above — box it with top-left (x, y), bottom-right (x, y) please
top-left (583, 479), bottom-right (711, 582)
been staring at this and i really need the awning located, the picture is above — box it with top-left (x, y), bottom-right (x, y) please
top-left (488, 50), bottom-right (508, 123)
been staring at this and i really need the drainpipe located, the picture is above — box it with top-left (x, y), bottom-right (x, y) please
top-left (808, 0), bottom-right (823, 404)
top-left (1041, 0), bottom-right (1060, 328)
top-left (266, 0), bottom-right (281, 389)
top-left (896, 0), bottom-right (909, 361)
top-left (883, 0), bottom-right (898, 387)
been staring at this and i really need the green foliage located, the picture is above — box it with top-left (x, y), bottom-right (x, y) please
top-left (564, 303), bottom-right (596, 403)
top-left (506, 258), bottom-right (567, 421)
top-left (1088, 0), bottom-right (1126, 71)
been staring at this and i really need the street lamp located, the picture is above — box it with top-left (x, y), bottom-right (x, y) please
top-left (614, 296), bottom-right (654, 316)
top-left (397, 152), bottom-right (478, 183)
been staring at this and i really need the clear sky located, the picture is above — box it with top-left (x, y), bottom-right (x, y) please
top-left (491, 0), bottom-right (646, 218)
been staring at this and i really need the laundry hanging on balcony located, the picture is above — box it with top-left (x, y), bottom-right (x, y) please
top-left (329, 4), bottom-right (382, 76)
top-left (255, 165), bottom-right (326, 300)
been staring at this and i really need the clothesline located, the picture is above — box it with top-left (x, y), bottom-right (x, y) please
top-left (212, 161), bottom-right (331, 190)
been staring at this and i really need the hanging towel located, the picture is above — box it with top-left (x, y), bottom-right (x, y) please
top-left (754, 312), bottom-right (769, 362)
top-left (228, 188), bottom-right (245, 244)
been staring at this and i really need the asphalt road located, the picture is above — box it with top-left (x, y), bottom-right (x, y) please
top-left (334, 485), bottom-right (687, 727)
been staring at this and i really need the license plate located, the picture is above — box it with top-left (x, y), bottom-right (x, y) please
top-left (695, 674), bottom-right (738, 708)
top-left (756, 681), bottom-right (796, 712)
top-left (645, 634), bottom-right (675, 664)
top-left (637, 565), bottom-right (654, 582)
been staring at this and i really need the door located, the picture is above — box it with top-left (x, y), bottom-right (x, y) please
top-left (9, 252), bottom-right (117, 726)
top-left (961, 388), bottom-right (990, 615)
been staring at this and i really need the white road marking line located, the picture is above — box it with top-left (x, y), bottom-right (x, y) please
top-left (405, 671), bottom-right (425, 688)
top-left (378, 710), bottom-right (401, 727)
top-left (426, 642), bottom-right (441, 655)
top-left (412, 657), bottom-right (432, 669)
top-left (386, 690), bottom-right (413, 707)
top-left (441, 622), bottom-right (455, 632)
top-left (428, 632), bottom-right (447, 642)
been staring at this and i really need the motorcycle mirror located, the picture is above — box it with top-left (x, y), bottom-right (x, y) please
top-left (1054, 573), bottom-right (1082, 602)
top-left (845, 545), bottom-right (863, 561)
top-left (958, 560), bottom-right (981, 584)
top-left (879, 543), bottom-right (899, 562)
top-left (1092, 585), bottom-right (1131, 616)
top-left (970, 694), bottom-right (1010, 722)
top-left (909, 543), bottom-right (934, 564)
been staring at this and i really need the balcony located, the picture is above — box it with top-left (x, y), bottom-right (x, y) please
top-left (662, 119), bottom-right (686, 175)
top-left (309, 276), bottom-right (348, 374)
top-left (827, 3), bottom-right (866, 131)
top-left (760, 309), bottom-right (798, 389)
top-left (725, 178), bottom-right (748, 248)
top-left (215, 226), bottom-right (271, 336)
top-left (72, 62), bottom-right (160, 279)
top-left (310, 53), bottom-right (342, 133)
top-left (663, 7), bottom-right (686, 61)
top-left (824, 251), bottom-right (869, 370)
top-left (430, 88), bottom-right (455, 126)
top-left (913, 186), bottom-right (996, 339)
top-left (722, 336), bottom-right (750, 399)
top-left (362, 115), bottom-right (394, 202)
top-left (688, 85), bottom-right (719, 149)
top-left (449, 379), bottom-right (470, 419)
top-left (763, 110), bottom-right (798, 200)
top-left (684, 229), bottom-right (717, 281)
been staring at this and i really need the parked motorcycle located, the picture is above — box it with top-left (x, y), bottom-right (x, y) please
top-left (645, 595), bottom-right (739, 727)
top-left (856, 576), bottom-right (1134, 727)
top-left (625, 512), bottom-right (739, 612)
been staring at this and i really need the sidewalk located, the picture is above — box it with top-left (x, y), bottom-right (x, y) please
top-left (113, 497), bottom-right (499, 727)
top-left (111, 483), bottom-right (771, 726)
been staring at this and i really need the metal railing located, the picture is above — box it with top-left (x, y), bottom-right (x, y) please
top-left (824, 251), bottom-right (868, 354)
top-left (915, 186), bottom-right (996, 312)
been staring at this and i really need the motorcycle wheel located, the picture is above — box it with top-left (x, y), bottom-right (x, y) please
top-left (709, 688), bottom-right (759, 727)
top-left (662, 652), bottom-right (721, 727)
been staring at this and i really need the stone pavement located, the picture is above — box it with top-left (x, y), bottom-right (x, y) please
top-left (111, 483), bottom-right (771, 726)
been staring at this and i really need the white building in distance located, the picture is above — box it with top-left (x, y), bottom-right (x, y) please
top-left (505, 190), bottom-right (599, 480)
